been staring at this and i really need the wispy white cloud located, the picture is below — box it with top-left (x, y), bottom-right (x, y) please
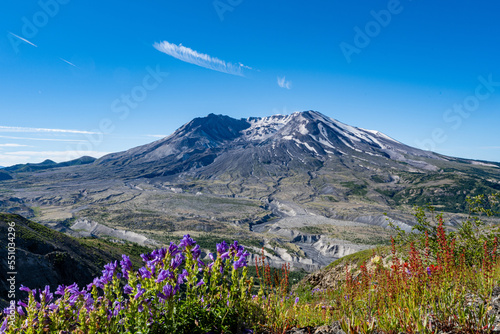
top-left (0, 143), bottom-right (29, 148)
top-left (153, 41), bottom-right (248, 76)
top-left (0, 126), bottom-right (98, 135)
top-left (59, 57), bottom-right (78, 68)
top-left (8, 32), bottom-right (38, 48)
top-left (277, 76), bottom-right (292, 89)
top-left (0, 135), bottom-right (86, 143)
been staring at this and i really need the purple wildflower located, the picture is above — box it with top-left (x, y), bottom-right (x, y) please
top-left (120, 255), bottom-right (133, 279)
top-left (177, 269), bottom-right (189, 285)
top-left (163, 284), bottom-right (173, 298)
top-left (192, 244), bottom-right (201, 259)
top-left (294, 297), bottom-right (299, 305)
top-left (55, 284), bottom-right (66, 296)
top-left (156, 269), bottom-right (174, 283)
top-left (216, 241), bottom-right (229, 254)
top-left (171, 253), bottom-right (185, 270)
top-left (48, 303), bottom-right (58, 311)
top-left (16, 306), bottom-right (25, 316)
top-left (168, 242), bottom-right (180, 256)
top-left (233, 256), bottom-right (247, 270)
top-left (139, 267), bottom-right (152, 279)
top-left (140, 252), bottom-right (152, 262)
top-left (196, 279), bottom-right (205, 287)
top-left (41, 285), bottom-right (54, 303)
top-left (134, 285), bottom-right (146, 300)
top-left (19, 284), bottom-right (32, 294)
top-left (178, 234), bottom-right (196, 248)
top-left (426, 267), bottom-right (432, 276)
top-left (124, 284), bottom-right (133, 294)
top-left (1, 317), bottom-right (8, 332)
top-left (209, 252), bottom-right (215, 261)
top-left (92, 277), bottom-right (104, 289)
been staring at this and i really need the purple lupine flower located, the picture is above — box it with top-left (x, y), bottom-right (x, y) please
top-left (156, 269), bottom-right (173, 283)
top-left (141, 252), bottom-right (153, 262)
top-left (163, 284), bottom-right (173, 298)
top-left (216, 241), bottom-right (229, 254)
top-left (120, 255), bottom-right (133, 279)
top-left (103, 261), bottom-right (118, 276)
top-left (146, 261), bottom-right (157, 275)
top-left (69, 294), bottom-right (79, 306)
top-left (139, 267), bottom-right (152, 279)
top-left (16, 306), bottom-right (25, 316)
top-left (178, 234), bottom-right (196, 248)
top-left (1, 317), bottom-right (8, 332)
top-left (171, 253), bottom-right (185, 270)
top-left (177, 269), bottom-right (189, 285)
top-left (41, 285), bottom-right (54, 303)
top-left (168, 242), bottom-right (180, 256)
top-left (55, 284), bottom-right (66, 296)
top-left (67, 283), bottom-right (79, 294)
top-left (192, 244), bottom-right (201, 259)
top-left (134, 285), bottom-right (146, 300)
top-left (123, 284), bottom-right (133, 294)
top-left (19, 284), bottom-right (32, 294)
top-left (92, 277), bottom-right (104, 289)
top-left (233, 256), bottom-right (247, 270)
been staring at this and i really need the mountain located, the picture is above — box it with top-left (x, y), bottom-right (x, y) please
top-left (96, 111), bottom-right (445, 178)
top-left (4, 156), bottom-right (96, 173)
top-left (1, 110), bottom-right (499, 271)
top-left (90, 110), bottom-right (500, 212)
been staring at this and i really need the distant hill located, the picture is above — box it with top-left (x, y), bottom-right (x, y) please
top-left (4, 156), bottom-right (95, 173)
top-left (0, 170), bottom-right (12, 181)
top-left (0, 213), bottom-right (150, 309)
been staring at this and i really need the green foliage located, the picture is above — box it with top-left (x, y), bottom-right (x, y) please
top-left (341, 181), bottom-right (368, 196)
top-left (391, 192), bottom-right (500, 266)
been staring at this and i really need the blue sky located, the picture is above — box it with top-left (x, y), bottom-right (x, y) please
top-left (1, 1), bottom-right (499, 166)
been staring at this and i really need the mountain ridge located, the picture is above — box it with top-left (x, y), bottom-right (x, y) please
top-left (1, 110), bottom-right (499, 271)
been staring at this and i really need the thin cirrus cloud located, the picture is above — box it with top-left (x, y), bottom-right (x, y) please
top-left (59, 57), bottom-right (79, 68)
top-left (0, 135), bottom-right (86, 143)
top-left (153, 41), bottom-right (249, 77)
top-left (8, 32), bottom-right (38, 48)
top-left (277, 76), bottom-right (292, 89)
top-left (0, 143), bottom-right (29, 148)
top-left (0, 126), bottom-right (98, 135)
